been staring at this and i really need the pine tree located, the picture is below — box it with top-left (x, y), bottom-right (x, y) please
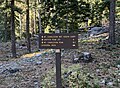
top-left (26, 0), bottom-right (31, 53)
top-left (109, 0), bottom-right (116, 44)
top-left (11, 0), bottom-right (16, 57)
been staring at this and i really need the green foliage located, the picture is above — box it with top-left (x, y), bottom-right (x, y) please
top-left (116, 0), bottom-right (120, 18)
top-left (41, 64), bottom-right (100, 88)
top-left (0, 29), bottom-right (11, 42)
top-left (0, 0), bottom-right (118, 41)
top-left (0, 0), bottom-right (25, 42)
top-left (37, 0), bottom-right (112, 32)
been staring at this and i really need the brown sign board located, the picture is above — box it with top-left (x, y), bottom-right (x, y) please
top-left (39, 33), bottom-right (78, 49)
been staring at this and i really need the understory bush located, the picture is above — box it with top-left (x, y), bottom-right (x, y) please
top-left (41, 64), bottom-right (100, 88)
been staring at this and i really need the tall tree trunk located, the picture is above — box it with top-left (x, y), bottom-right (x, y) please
top-left (30, 10), bottom-right (34, 36)
top-left (19, 14), bottom-right (22, 39)
top-left (66, 0), bottom-right (69, 33)
top-left (34, 0), bottom-right (37, 34)
top-left (4, 0), bottom-right (8, 42)
top-left (38, 0), bottom-right (42, 49)
top-left (109, 0), bottom-right (116, 44)
top-left (26, 0), bottom-right (31, 53)
top-left (11, 0), bottom-right (16, 57)
top-left (34, 9), bottom-right (36, 34)
top-left (4, 13), bottom-right (7, 42)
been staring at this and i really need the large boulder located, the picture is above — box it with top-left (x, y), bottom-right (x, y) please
top-left (72, 52), bottom-right (93, 63)
top-left (87, 26), bottom-right (108, 37)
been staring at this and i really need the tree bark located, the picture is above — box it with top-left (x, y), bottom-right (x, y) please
top-left (66, 0), bottom-right (69, 33)
top-left (11, 0), bottom-right (16, 57)
top-left (19, 14), bottom-right (22, 39)
top-left (4, 0), bottom-right (8, 42)
top-left (109, 0), bottom-right (116, 44)
top-left (30, 10), bottom-right (34, 36)
top-left (38, 0), bottom-right (42, 49)
top-left (34, 0), bottom-right (37, 34)
top-left (4, 12), bottom-right (7, 42)
top-left (26, 0), bottom-right (31, 53)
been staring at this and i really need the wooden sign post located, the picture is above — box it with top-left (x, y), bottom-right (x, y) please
top-left (56, 49), bottom-right (61, 88)
top-left (39, 33), bottom-right (78, 88)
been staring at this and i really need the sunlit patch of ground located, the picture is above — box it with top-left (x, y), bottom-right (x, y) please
top-left (21, 49), bottom-right (51, 58)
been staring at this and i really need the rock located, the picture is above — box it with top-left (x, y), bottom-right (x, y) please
top-left (72, 52), bottom-right (93, 63)
top-left (43, 52), bottom-right (49, 56)
top-left (107, 82), bottom-right (113, 86)
top-left (19, 46), bottom-right (27, 49)
top-left (35, 61), bottom-right (42, 65)
top-left (117, 65), bottom-right (120, 68)
top-left (11, 85), bottom-right (19, 88)
top-left (34, 80), bottom-right (40, 88)
top-left (45, 58), bottom-right (51, 61)
top-left (83, 52), bottom-right (91, 60)
top-left (38, 49), bottom-right (42, 51)
top-left (0, 62), bottom-right (22, 75)
top-left (72, 54), bottom-right (79, 63)
top-left (87, 73), bottom-right (94, 79)
top-left (64, 71), bottom-right (72, 78)
top-left (72, 57), bottom-right (79, 63)
top-left (117, 79), bottom-right (120, 82)
top-left (25, 58), bottom-right (35, 63)
top-left (19, 43), bottom-right (27, 49)
top-left (61, 52), bottom-right (64, 57)
top-left (96, 69), bottom-right (100, 72)
top-left (16, 43), bottom-right (19, 47)
top-left (51, 81), bottom-right (55, 85)
top-left (21, 43), bottom-right (26, 46)
top-left (0, 65), bottom-right (6, 74)
top-left (35, 54), bottom-right (41, 57)
top-left (79, 52), bottom-right (93, 62)
top-left (87, 26), bottom-right (108, 37)
top-left (4, 68), bottom-right (20, 74)
top-left (100, 79), bottom-right (106, 85)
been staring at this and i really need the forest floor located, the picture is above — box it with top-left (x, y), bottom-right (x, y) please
top-left (0, 32), bottom-right (120, 88)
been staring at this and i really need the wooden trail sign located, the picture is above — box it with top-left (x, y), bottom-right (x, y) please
top-left (39, 33), bottom-right (78, 49)
top-left (39, 33), bottom-right (78, 88)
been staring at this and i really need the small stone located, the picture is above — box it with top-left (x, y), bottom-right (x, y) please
top-left (117, 65), bottom-right (120, 68)
top-left (118, 79), bottom-right (120, 82)
top-left (74, 58), bottom-right (79, 61)
top-left (8, 68), bottom-right (20, 73)
top-left (73, 58), bottom-right (79, 63)
top-left (96, 69), bottom-right (100, 72)
top-left (22, 43), bottom-right (26, 46)
top-left (51, 81), bottom-right (55, 85)
top-left (19, 46), bottom-right (27, 49)
top-left (82, 52), bottom-right (91, 60)
top-left (34, 80), bottom-right (40, 88)
top-left (100, 79), bottom-right (106, 84)
top-left (64, 71), bottom-right (72, 78)
top-left (61, 52), bottom-right (64, 57)
top-left (35, 54), bottom-right (41, 57)
top-left (38, 49), bottom-right (41, 51)
top-left (107, 82), bottom-right (113, 86)
top-left (35, 61), bottom-right (42, 65)
top-left (2, 68), bottom-right (21, 74)
top-left (26, 58), bottom-right (34, 63)
top-left (45, 58), bottom-right (51, 60)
